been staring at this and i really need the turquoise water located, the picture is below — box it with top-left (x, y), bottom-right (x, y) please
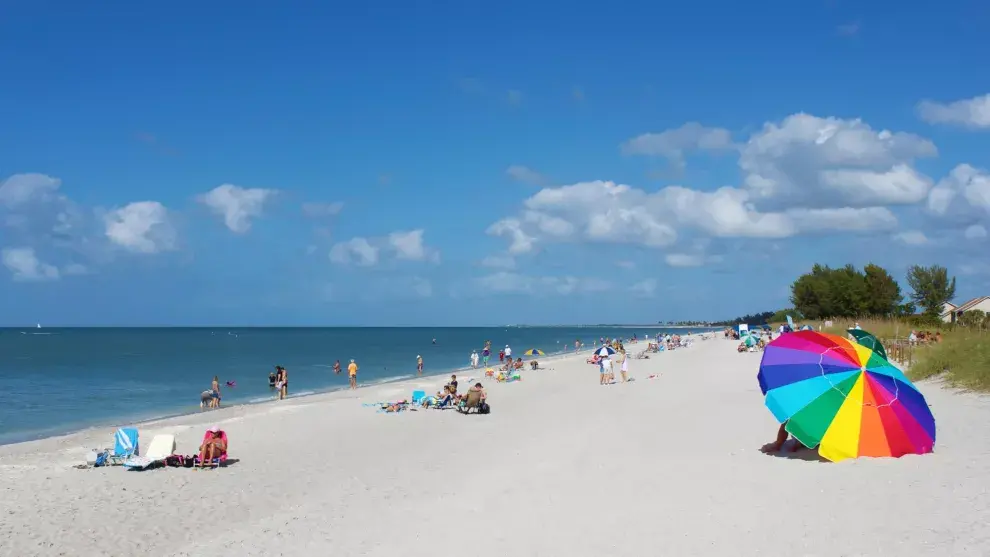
top-left (0, 326), bottom-right (714, 444)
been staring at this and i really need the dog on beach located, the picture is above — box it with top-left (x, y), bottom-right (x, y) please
top-left (200, 390), bottom-right (213, 408)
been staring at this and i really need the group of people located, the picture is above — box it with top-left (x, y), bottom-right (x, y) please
top-left (329, 359), bottom-right (360, 389)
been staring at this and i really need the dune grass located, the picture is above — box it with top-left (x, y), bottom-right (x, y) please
top-left (778, 317), bottom-right (990, 391)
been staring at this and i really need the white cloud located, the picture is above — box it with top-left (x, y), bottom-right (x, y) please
top-left (0, 174), bottom-right (62, 207)
top-left (622, 122), bottom-right (735, 169)
top-left (198, 184), bottom-right (276, 233)
top-left (329, 229), bottom-right (438, 266)
top-left (329, 237), bottom-right (379, 266)
top-left (103, 201), bottom-right (176, 254)
top-left (892, 230), bottom-right (929, 246)
top-left (486, 218), bottom-right (537, 254)
top-left (616, 260), bottom-right (636, 269)
top-left (410, 277), bottom-right (433, 298)
top-left (927, 164), bottom-right (990, 217)
top-left (506, 165), bottom-right (547, 186)
top-left (917, 93), bottom-right (990, 129)
top-left (965, 224), bottom-right (987, 240)
top-left (387, 229), bottom-right (439, 262)
top-left (740, 113), bottom-right (936, 208)
top-left (475, 272), bottom-right (610, 296)
top-left (488, 177), bottom-right (899, 257)
top-left (1, 247), bottom-right (59, 281)
top-left (665, 253), bottom-right (720, 267)
top-left (301, 202), bottom-right (343, 218)
top-left (480, 254), bottom-right (516, 270)
top-left (629, 278), bottom-right (657, 297)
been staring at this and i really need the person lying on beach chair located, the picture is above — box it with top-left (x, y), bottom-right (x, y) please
top-left (197, 426), bottom-right (227, 468)
top-left (512, 358), bottom-right (524, 370)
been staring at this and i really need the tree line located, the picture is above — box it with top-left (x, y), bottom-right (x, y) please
top-left (790, 263), bottom-right (955, 322)
top-left (713, 263), bottom-right (959, 326)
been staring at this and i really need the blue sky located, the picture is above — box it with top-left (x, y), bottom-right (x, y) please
top-left (3, 0), bottom-right (990, 326)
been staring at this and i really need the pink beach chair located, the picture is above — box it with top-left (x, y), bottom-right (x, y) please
top-left (194, 429), bottom-right (229, 468)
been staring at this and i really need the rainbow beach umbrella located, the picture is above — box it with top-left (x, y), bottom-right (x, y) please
top-left (758, 330), bottom-right (935, 462)
top-left (523, 349), bottom-right (545, 356)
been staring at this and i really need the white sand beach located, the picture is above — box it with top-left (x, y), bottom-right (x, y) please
top-left (2, 336), bottom-right (989, 556)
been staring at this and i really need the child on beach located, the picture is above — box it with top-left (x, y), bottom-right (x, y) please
top-left (620, 352), bottom-right (628, 383)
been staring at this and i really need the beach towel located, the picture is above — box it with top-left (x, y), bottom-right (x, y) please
top-left (123, 434), bottom-right (175, 470)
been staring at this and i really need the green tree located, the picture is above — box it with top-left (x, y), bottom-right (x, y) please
top-left (958, 309), bottom-right (987, 329)
top-left (862, 263), bottom-right (903, 316)
top-left (770, 308), bottom-right (802, 323)
top-left (906, 265), bottom-right (956, 319)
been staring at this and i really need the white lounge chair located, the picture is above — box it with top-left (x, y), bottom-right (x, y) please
top-left (123, 434), bottom-right (175, 470)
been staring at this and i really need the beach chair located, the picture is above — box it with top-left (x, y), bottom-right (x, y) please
top-left (431, 393), bottom-right (454, 409)
top-left (458, 390), bottom-right (483, 414)
top-left (123, 434), bottom-right (175, 471)
top-left (194, 430), bottom-right (229, 468)
top-left (411, 390), bottom-right (426, 404)
top-left (107, 427), bottom-right (139, 466)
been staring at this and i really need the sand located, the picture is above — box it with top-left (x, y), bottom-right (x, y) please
top-left (2, 336), bottom-right (989, 556)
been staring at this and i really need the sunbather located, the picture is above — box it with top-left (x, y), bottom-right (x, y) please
top-left (198, 426), bottom-right (227, 467)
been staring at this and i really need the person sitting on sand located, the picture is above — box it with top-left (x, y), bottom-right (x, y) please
top-left (763, 422), bottom-right (819, 454)
top-left (199, 425), bottom-right (227, 467)
top-left (513, 357), bottom-right (524, 370)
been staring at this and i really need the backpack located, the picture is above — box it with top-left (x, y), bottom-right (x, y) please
top-left (478, 402), bottom-right (490, 415)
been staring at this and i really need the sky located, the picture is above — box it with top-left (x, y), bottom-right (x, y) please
top-left (2, 0), bottom-right (990, 326)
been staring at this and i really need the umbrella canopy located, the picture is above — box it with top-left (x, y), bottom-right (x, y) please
top-left (597, 346), bottom-right (615, 357)
top-left (523, 349), bottom-right (545, 356)
top-left (744, 335), bottom-right (760, 347)
top-left (846, 328), bottom-right (887, 360)
top-left (757, 330), bottom-right (935, 463)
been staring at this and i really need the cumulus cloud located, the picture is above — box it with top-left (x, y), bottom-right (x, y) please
top-left (198, 184), bottom-right (276, 233)
top-left (622, 122), bottom-right (735, 170)
top-left (1, 247), bottom-right (59, 281)
top-left (927, 164), bottom-right (990, 218)
top-left (475, 272), bottom-right (610, 296)
top-left (917, 93), bottom-right (990, 129)
top-left (329, 237), bottom-right (379, 266)
top-left (0, 174), bottom-right (63, 207)
top-left (387, 229), bottom-right (439, 262)
top-left (739, 113), bottom-right (936, 208)
top-left (506, 165), bottom-right (547, 186)
top-left (490, 113), bottom-right (931, 260)
top-left (330, 229), bottom-right (438, 266)
top-left (487, 180), bottom-right (897, 256)
top-left (892, 230), bottom-right (929, 246)
top-left (103, 201), bottom-right (176, 254)
top-left (965, 224), bottom-right (988, 240)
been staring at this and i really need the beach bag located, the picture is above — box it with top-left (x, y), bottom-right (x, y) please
top-left (165, 454), bottom-right (184, 467)
top-left (479, 402), bottom-right (490, 415)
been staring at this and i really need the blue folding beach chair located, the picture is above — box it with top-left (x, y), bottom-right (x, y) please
top-left (411, 390), bottom-right (426, 404)
top-left (108, 427), bottom-right (139, 465)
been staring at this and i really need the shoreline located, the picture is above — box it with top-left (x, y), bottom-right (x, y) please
top-left (0, 341), bottom-right (607, 449)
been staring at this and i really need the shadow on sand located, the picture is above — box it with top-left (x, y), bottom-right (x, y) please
top-left (759, 441), bottom-right (829, 463)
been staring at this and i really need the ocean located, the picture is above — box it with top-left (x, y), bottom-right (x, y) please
top-left (0, 326), bottom-right (716, 445)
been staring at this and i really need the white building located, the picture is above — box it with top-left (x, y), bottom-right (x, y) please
top-left (941, 297), bottom-right (990, 323)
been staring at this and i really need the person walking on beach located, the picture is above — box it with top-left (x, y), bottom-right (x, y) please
top-left (498, 349), bottom-right (505, 364)
top-left (470, 350), bottom-right (479, 368)
top-left (504, 344), bottom-right (512, 361)
top-left (417, 355), bottom-right (424, 376)
top-left (279, 366), bottom-right (288, 400)
top-left (599, 357), bottom-right (610, 385)
top-left (348, 359), bottom-right (358, 390)
top-left (210, 375), bottom-right (221, 408)
top-left (619, 351), bottom-right (629, 383)
top-left (482, 346), bottom-right (490, 368)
